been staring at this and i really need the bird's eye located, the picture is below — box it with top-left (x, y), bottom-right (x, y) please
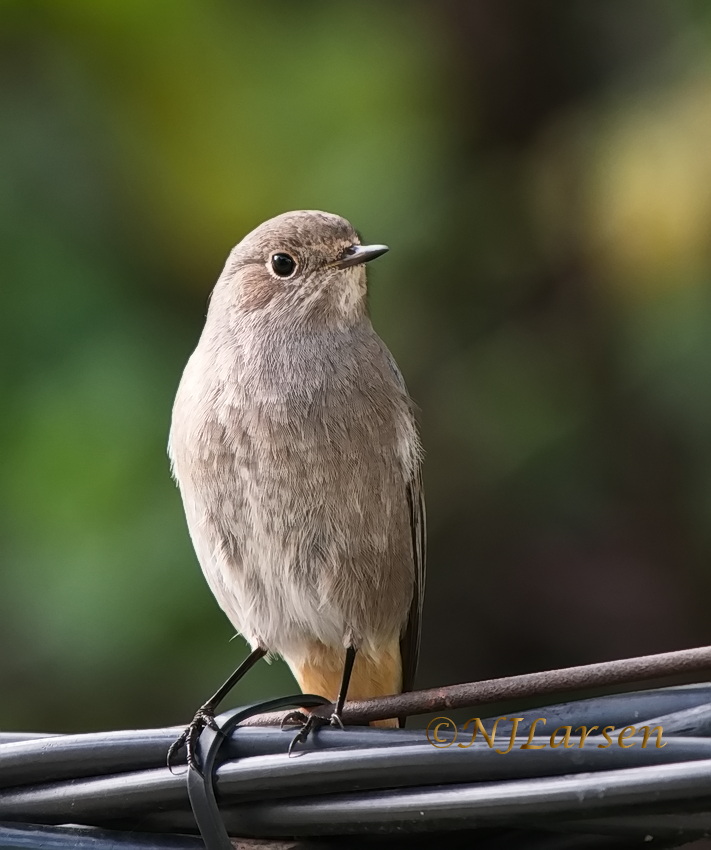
top-left (270, 253), bottom-right (296, 277)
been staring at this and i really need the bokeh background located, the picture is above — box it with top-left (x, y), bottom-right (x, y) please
top-left (2, 0), bottom-right (711, 734)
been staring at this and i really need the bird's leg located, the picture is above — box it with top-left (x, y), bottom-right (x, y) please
top-left (331, 644), bottom-right (357, 727)
top-left (168, 646), bottom-right (266, 770)
top-left (288, 646), bottom-right (357, 753)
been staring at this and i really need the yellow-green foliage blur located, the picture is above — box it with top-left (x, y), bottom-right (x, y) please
top-left (2, 1), bottom-right (711, 733)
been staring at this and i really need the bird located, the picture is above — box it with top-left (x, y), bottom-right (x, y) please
top-left (167, 210), bottom-right (425, 765)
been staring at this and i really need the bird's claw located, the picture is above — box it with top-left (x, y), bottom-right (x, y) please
top-left (287, 711), bottom-right (345, 755)
top-left (280, 709), bottom-right (309, 731)
top-left (329, 712), bottom-right (345, 731)
top-left (167, 706), bottom-right (220, 773)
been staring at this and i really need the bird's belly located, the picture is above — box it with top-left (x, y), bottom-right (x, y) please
top-left (191, 443), bottom-right (413, 663)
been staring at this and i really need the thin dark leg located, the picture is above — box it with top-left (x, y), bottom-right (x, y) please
top-left (203, 646), bottom-right (267, 710)
top-left (168, 646), bottom-right (266, 770)
top-left (333, 645), bottom-right (357, 720)
top-left (287, 645), bottom-right (357, 753)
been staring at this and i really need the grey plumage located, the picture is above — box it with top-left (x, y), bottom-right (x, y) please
top-left (169, 210), bottom-right (424, 698)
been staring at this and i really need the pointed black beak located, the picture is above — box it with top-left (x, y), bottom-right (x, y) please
top-left (330, 243), bottom-right (389, 270)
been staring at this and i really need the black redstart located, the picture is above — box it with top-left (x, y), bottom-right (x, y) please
top-left (168, 210), bottom-right (425, 763)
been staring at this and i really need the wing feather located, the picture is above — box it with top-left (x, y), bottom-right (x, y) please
top-left (400, 467), bottom-right (425, 697)
top-left (378, 342), bottom-right (426, 706)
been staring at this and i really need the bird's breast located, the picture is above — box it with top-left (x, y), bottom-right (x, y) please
top-left (169, 333), bottom-right (417, 653)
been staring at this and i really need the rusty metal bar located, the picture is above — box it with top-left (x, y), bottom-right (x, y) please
top-left (242, 644), bottom-right (711, 726)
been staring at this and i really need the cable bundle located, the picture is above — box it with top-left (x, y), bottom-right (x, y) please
top-left (1, 684), bottom-right (711, 849)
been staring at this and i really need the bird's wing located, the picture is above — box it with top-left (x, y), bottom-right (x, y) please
top-left (400, 465), bottom-right (426, 696)
top-left (376, 341), bottom-right (426, 701)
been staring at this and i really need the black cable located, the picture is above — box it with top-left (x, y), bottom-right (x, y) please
top-left (0, 821), bottom-right (690, 850)
top-left (187, 694), bottom-right (330, 850)
top-left (3, 683), bottom-right (709, 792)
top-left (0, 725), bottom-right (422, 791)
top-left (3, 735), bottom-right (709, 826)
top-left (480, 683), bottom-right (711, 730)
top-left (1, 683), bottom-right (711, 849)
top-left (0, 729), bottom-right (184, 790)
top-left (193, 759), bottom-right (711, 837)
top-left (0, 822), bottom-right (204, 849)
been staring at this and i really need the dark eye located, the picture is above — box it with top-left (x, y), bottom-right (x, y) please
top-left (270, 253), bottom-right (296, 277)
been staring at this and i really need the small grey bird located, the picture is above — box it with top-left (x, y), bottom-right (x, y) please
top-left (168, 210), bottom-right (424, 761)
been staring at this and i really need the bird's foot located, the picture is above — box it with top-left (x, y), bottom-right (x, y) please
top-left (287, 711), bottom-right (345, 755)
top-left (281, 709), bottom-right (310, 731)
top-left (167, 705), bottom-right (220, 773)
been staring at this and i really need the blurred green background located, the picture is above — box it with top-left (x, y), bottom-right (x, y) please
top-left (2, 0), bottom-right (711, 733)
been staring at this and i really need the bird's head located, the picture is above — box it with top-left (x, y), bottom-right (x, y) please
top-left (211, 210), bottom-right (388, 328)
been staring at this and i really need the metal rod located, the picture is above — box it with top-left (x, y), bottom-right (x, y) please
top-left (241, 644), bottom-right (711, 726)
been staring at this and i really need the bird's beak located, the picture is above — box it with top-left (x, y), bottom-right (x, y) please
top-left (329, 244), bottom-right (389, 270)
